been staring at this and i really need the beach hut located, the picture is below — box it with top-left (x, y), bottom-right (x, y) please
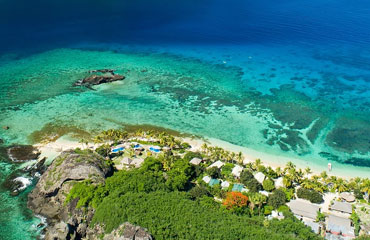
top-left (339, 192), bottom-right (356, 203)
top-left (221, 180), bottom-right (230, 189)
top-left (330, 201), bottom-right (352, 215)
top-left (209, 179), bottom-right (220, 187)
top-left (231, 165), bottom-right (244, 177)
top-left (232, 183), bottom-right (244, 192)
top-left (303, 220), bottom-right (320, 234)
top-left (190, 157), bottom-right (202, 165)
top-left (326, 214), bottom-right (355, 238)
top-left (254, 172), bottom-right (266, 184)
top-left (288, 199), bottom-right (321, 220)
top-left (207, 160), bottom-right (224, 169)
top-left (259, 190), bottom-right (269, 197)
top-left (202, 176), bottom-right (211, 184)
top-left (121, 157), bottom-right (132, 165)
top-left (131, 158), bottom-right (144, 168)
top-left (274, 177), bottom-right (284, 189)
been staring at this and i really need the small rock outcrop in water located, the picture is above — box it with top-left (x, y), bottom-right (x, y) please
top-left (28, 150), bottom-right (151, 240)
top-left (74, 69), bottom-right (125, 87)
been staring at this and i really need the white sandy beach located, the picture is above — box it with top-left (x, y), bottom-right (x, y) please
top-left (34, 134), bottom-right (369, 179)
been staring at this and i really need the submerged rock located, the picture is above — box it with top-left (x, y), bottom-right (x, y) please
top-left (74, 69), bottom-right (125, 87)
top-left (7, 145), bottom-right (40, 162)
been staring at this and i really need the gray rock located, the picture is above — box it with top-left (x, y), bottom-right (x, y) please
top-left (44, 222), bottom-right (70, 240)
top-left (100, 222), bottom-right (152, 240)
top-left (28, 150), bottom-right (112, 236)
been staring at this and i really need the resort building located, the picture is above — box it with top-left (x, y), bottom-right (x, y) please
top-left (326, 214), bottom-right (355, 239)
top-left (231, 165), bottom-right (243, 178)
top-left (221, 180), bottom-right (230, 189)
top-left (288, 200), bottom-right (322, 234)
top-left (339, 192), bottom-right (356, 203)
top-left (209, 179), bottom-right (220, 187)
top-left (274, 177), bottom-right (284, 189)
top-left (207, 160), bottom-right (224, 169)
top-left (121, 157), bottom-right (132, 165)
top-left (288, 199), bottom-right (321, 220)
top-left (189, 157), bottom-right (202, 165)
top-left (232, 183), bottom-right (244, 192)
top-left (202, 176), bottom-right (211, 184)
top-left (330, 201), bottom-right (352, 215)
top-left (131, 158), bottom-right (144, 168)
top-left (254, 172), bottom-right (266, 184)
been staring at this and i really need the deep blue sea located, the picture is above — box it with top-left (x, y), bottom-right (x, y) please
top-left (0, 0), bottom-right (369, 239)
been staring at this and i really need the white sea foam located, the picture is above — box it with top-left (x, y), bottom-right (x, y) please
top-left (13, 177), bottom-right (32, 190)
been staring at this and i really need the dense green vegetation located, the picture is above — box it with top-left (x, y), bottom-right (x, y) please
top-left (296, 188), bottom-right (323, 204)
top-left (66, 153), bottom-right (321, 239)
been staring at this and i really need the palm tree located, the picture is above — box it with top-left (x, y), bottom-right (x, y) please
top-left (236, 152), bottom-right (244, 165)
top-left (253, 159), bottom-right (262, 171)
top-left (250, 193), bottom-right (266, 216)
top-left (320, 171), bottom-right (328, 183)
top-left (275, 167), bottom-right (283, 177)
top-left (283, 176), bottom-right (293, 188)
top-left (360, 179), bottom-right (370, 196)
top-left (304, 167), bottom-right (312, 177)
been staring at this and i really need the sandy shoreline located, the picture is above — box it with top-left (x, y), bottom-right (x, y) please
top-left (34, 134), bottom-right (369, 180)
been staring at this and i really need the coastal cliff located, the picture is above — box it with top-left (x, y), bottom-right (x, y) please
top-left (27, 150), bottom-right (152, 240)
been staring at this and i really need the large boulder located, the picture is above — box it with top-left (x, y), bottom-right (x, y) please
top-left (87, 222), bottom-right (152, 240)
top-left (28, 150), bottom-right (113, 239)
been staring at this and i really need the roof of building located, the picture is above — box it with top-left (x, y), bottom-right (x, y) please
top-left (232, 183), bottom-right (244, 192)
top-left (202, 176), bottom-right (211, 184)
top-left (339, 192), bottom-right (356, 203)
top-left (254, 172), bottom-right (266, 184)
top-left (331, 201), bottom-right (352, 214)
top-left (121, 157), bottom-right (132, 165)
top-left (232, 165), bottom-right (244, 177)
top-left (131, 158), bottom-right (144, 167)
top-left (221, 180), bottom-right (230, 188)
top-left (209, 179), bottom-right (220, 187)
top-left (327, 214), bottom-right (354, 237)
top-left (303, 219), bottom-right (320, 234)
top-left (288, 199), bottom-right (320, 220)
top-left (190, 157), bottom-right (202, 165)
top-left (208, 160), bottom-right (224, 169)
top-left (275, 177), bottom-right (284, 189)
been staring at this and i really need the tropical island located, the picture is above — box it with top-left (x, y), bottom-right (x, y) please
top-left (20, 128), bottom-right (370, 239)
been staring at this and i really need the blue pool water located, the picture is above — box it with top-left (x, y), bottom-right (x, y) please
top-left (0, 0), bottom-right (370, 239)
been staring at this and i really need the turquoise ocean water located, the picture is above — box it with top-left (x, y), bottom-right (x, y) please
top-left (1, 0), bottom-right (370, 238)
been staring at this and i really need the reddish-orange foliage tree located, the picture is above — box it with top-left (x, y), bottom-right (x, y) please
top-left (223, 192), bottom-right (249, 209)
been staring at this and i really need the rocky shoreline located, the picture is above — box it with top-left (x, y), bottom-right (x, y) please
top-left (26, 150), bottom-right (152, 240)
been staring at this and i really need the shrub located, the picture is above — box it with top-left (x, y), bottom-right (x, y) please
top-left (268, 189), bottom-right (286, 209)
top-left (280, 187), bottom-right (295, 201)
top-left (221, 163), bottom-right (234, 177)
top-left (264, 205), bottom-right (274, 215)
top-left (262, 178), bottom-right (275, 191)
top-left (95, 144), bottom-right (111, 157)
top-left (223, 192), bottom-right (249, 210)
top-left (354, 189), bottom-right (364, 200)
top-left (206, 167), bottom-right (221, 179)
top-left (240, 170), bottom-right (254, 185)
top-left (189, 186), bottom-right (210, 200)
top-left (297, 188), bottom-right (323, 204)
top-left (245, 178), bottom-right (262, 193)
